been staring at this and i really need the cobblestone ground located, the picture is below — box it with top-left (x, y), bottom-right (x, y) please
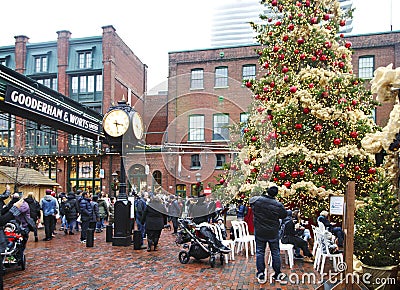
top-left (3, 222), bottom-right (331, 290)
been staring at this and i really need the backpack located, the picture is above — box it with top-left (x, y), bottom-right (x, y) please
top-left (64, 201), bottom-right (72, 214)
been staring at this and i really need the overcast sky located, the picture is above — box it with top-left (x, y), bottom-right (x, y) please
top-left (0, 0), bottom-right (398, 90)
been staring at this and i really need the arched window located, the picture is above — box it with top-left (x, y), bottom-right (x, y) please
top-left (153, 170), bottom-right (162, 186)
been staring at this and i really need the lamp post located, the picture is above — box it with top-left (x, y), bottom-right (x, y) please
top-left (102, 99), bottom-right (144, 246)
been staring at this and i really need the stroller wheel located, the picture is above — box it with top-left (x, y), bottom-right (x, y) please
top-left (178, 251), bottom-right (190, 264)
top-left (19, 254), bottom-right (26, 271)
top-left (209, 255), bottom-right (216, 268)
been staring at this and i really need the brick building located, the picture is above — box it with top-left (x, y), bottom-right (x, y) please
top-left (0, 25), bottom-right (146, 196)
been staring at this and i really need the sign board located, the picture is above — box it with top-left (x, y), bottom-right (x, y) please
top-left (204, 187), bottom-right (212, 195)
top-left (329, 195), bottom-right (344, 215)
top-left (4, 84), bottom-right (101, 137)
top-left (99, 169), bottom-right (105, 179)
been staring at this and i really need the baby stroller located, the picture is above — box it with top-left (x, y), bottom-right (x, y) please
top-left (175, 218), bottom-right (228, 268)
top-left (1, 221), bottom-right (27, 271)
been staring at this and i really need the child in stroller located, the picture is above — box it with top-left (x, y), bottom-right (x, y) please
top-left (175, 218), bottom-right (230, 268)
top-left (1, 221), bottom-right (27, 270)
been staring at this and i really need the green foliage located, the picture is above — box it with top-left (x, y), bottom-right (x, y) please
top-left (354, 171), bottom-right (400, 266)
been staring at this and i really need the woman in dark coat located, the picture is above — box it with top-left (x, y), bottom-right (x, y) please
top-left (141, 195), bottom-right (167, 252)
top-left (65, 192), bottom-right (80, 235)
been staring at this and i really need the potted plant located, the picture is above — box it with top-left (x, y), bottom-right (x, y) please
top-left (354, 169), bottom-right (400, 290)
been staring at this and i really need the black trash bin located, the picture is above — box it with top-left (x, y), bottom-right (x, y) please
top-left (86, 228), bottom-right (94, 247)
top-left (106, 225), bottom-right (113, 243)
top-left (133, 230), bottom-right (143, 250)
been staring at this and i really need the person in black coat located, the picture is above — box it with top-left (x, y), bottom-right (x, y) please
top-left (250, 186), bottom-right (287, 284)
top-left (281, 210), bottom-right (314, 262)
top-left (0, 198), bottom-right (24, 290)
top-left (65, 192), bottom-right (80, 235)
top-left (24, 192), bottom-right (41, 242)
top-left (78, 192), bottom-right (93, 243)
top-left (141, 195), bottom-right (167, 252)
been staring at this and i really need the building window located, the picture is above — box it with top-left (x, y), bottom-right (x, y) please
top-left (189, 115), bottom-right (204, 141)
top-left (213, 113), bottom-right (229, 140)
top-left (176, 184), bottom-right (187, 197)
top-left (215, 66), bottom-right (228, 87)
top-left (0, 113), bottom-right (14, 152)
top-left (25, 121), bottom-right (58, 155)
top-left (78, 51), bottom-right (92, 69)
top-left (216, 154), bottom-right (226, 168)
top-left (240, 112), bottom-right (249, 135)
top-left (191, 154), bottom-right (201, 168)
top-left (191, 69), bottom-right (204, 89)
top-left (70, 73), bottom-right (103, 103)
top-left (153, 170), bottom-right (162, 186)
top-left (34, 55), bottom-right (48, 73)
top-left (358, 56), bottom-right (374, 79)
top-left (242, 64), bottom-right (256, 80)
top-left (0, 58), bottom-right (6, 66)
top-left (36, 77), bottom-right (58, 90)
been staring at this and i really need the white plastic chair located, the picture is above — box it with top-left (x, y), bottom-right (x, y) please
top-left (209, 224), bottom-right (235, 263)
top-left (314, 231), bottom-right (344, 274)
top-left (268, 241), bottom-right (294, 268)
top-left (231, 220), bottom-right (255, 258)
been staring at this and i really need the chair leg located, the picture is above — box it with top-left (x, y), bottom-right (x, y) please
top-left (287, 249), bottom-right (294, 269)
top-left (320, 256), bottom-right (326, 275)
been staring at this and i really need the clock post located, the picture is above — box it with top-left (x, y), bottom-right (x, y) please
top-left (102, 99), bottom-right (143, 246)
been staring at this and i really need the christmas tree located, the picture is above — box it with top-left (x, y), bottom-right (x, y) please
top-left (221, 0), bottom-right (380, 218)
top-left (354, 168), bottom-right (400, 267)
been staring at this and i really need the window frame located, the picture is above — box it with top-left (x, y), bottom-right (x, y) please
top-left (188, 114), bottom-right (205, 141)
top-left (215, 66), bottom-right (228, 87)
top-left (78, 51), bottom-right (93, 69)
top-left (242, 64), bottom-right (256, 81)
top-left (215, 154), bottom-right (226, 169)
top-left (191, 154), bottom-right (201, 169)
top-left (34, 55), bottom-right (48, 73)
top-left (212, 113), bottom-right (229, 141)
top-left (358, 56), bottom-right (374, 79)
top-left (190, 68), bottom-right (204, 89)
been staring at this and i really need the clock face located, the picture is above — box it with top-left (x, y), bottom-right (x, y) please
top-left (103, 109), bottom-right (130, 137)
top-left (132, 112), bottom-right (144, 140)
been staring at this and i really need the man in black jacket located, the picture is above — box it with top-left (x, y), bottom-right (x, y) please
top-left (250, 186), bottom-right (287, 284)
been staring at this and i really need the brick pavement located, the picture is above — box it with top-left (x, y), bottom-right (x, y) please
top-left (3, 223), bottom-right (333, 290)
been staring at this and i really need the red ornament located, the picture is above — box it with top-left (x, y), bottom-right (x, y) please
top-left (251, 136), bottom-right (258, 142)
top-left (291, 171), bottom-right (298, 178)
top-left (241, 194), bottom-right (245, 199)
top-left (279, 172), bottom-right (286, 178)
top-left (297, 38), bottom-right (304, 45)
top-left (273, 46), bottom-right (280, 52)
top-left (283, 35), bottom-right (289, 42)
top-left (354, 165), bottom-right (360, 171)
top-left (274, 165), bottom-right (280, 172)
top-left (267, 114), bottom-right (273, 120)
top-left (352, 100), bottom-right (358, 106)
top-left (338, 98), bottom-right (347, 104)
top-left (303, 107), bottom-right (310, 114)
top-left (295, 123), bottom-right (302, 129)
top-left (284, 181), bottom-right (291, 188)
top-left (262, 173), bottom-right (269, 179)
top-left (333, 138), bottom-right (341, 145)
top-left (271, 0), bottom-right (278, 6)
top-left (237, 143), bottom-right (243, 149)
top-left (340, 20), bottom-right (346, 26)
top-left (243, 158), bottom-right (250, 165)
top-left (350, 131), bottom-right (358, 138)
top-left (309, 83), bottom-right (314, 88)
top-left (282, 66), bottom-right (289, 73)
top-left (243, 128), bottom-right (250, 133)
top-left (314, 124), bottom-right (323, 131)
top-left (273, 177), bottom-right (278, 182)
top-left (323, 14), bottom-right (330, 21)
top-left (367, 167), bottom-right (376, 174)
top-left (288, 23), bottom-right (294, 31)
top-left (317, 167), bottom-right (325, 174)
top-left (230, 164), bottom-right (237, 170)
top-left (245, 81), bottom-right (252, 88)
top-left (339, 163), bottom-right (345, 169)
top-left (300, 54), bottom-right (306, 60)
top-left (308, 164), bottom-right (313, 169)
top-left (345, 42), bottom-right (352, 48)
top-left (270, 81), bottom-right (275, 88)
top-left (290, 86), bottom-right (298, 93)
top-left (331, 178), bottom-right (339, 185)
top-left (333, 121), bottom-right (339, 127)
top-left (219, 178), bottom-right (225, 185)
top-left (310, 17), bottom-right (318, 24)
top-left (299, 170), bottom-right (305, 176)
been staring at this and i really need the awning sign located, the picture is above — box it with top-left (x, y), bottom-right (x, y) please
top-left (5, 85), bottom-right (100, 134)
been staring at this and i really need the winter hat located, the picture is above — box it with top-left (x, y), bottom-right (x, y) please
top-left (267, 186), bottom-right (279, 197)
top-left (45, 189), bottom-right (52, 195)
